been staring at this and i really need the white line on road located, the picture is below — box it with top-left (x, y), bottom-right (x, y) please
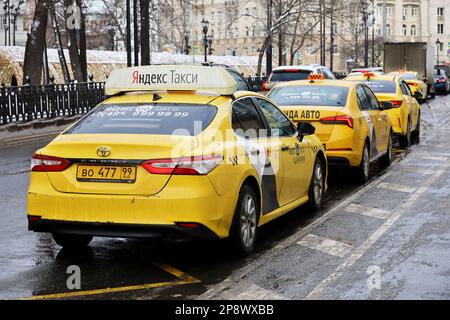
top-left (420, 156), bottom-right (449, 162)
top-left (297, 234), bottom-right (353, 258)
top-left (399, 167), bottom-right (434, 175)
top-left (345, 203), bottom-right (390, 219)
top-left (377, 182), bottom-right (416, 193)
top-left (304, 160), bottom-right (450, 300)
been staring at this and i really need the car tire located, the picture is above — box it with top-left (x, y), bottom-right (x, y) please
top-left (355, 142), bottom-right (370, 184)
top-left (380, 131), bottom-right (393, 167)
top-left (229, 184), bottom-right (258, 255)
top-left (412, 115), bottom-right (421, 144)
top-left (306, 157), bottom-right (325, 212)
top-left (398, 118), bottom-right (412, 148)
top-left (52, 233), bottom-right (93, 249)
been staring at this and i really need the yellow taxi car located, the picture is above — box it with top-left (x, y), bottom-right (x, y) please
top-left (267, 74), bottom-right (393, 183)
top-left (27, 66), bottom-right (327, 254)
top-left (345, 72), bottom-right (421, 147)
top-left (388, 71), bottom-right (428, 103)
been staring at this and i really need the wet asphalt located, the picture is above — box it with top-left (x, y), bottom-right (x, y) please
top-left (0, 95), bottom-right (449, 300)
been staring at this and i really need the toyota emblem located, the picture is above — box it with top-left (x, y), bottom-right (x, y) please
top-left (97, 146), bottom-right (111, 158)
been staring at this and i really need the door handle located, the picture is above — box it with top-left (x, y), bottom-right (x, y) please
top-left (281, 145), bottom-right (290, 152)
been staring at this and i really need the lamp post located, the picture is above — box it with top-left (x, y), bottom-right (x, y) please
top-left (109, 28), bottom-right (115, 51)
top-left (361, 0), bottom-right (369, 68)
top-left (201, 18), bottom-right (209, 63)
top-left (436, 38), bottom-right (442, 65)
top-left (184, 31), bottom-right (190, 55)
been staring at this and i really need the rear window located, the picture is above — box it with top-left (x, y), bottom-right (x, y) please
top-left (399, 73), bottom-right (416, 80)
top-left (270, 70), bottom-right (311, 82)
top-left (268, 85), bottom-right (349, 107)
top-left (349, 80), bottom-right (397, 94)
top-left (65, 104), bottom-right (217, 136)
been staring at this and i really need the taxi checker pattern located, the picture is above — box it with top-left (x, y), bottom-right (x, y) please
top-left (27, 65), bottom-right (327, 254)
top-left (268, 74), bottom-right (394, 183)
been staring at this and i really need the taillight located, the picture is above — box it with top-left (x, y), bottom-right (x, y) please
top-left (320, 115), bottom-right (354, 129)
top-left (437, 78), bottom-right (446, 83)
top-left (30, 154), bottom-right (71, 172)
top-left (390, 100), bottom-right (403, 108)
top-left (141, 155), bottom-right (223, 175)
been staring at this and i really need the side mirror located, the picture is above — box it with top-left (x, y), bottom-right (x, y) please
top-left (297, 122), bottom-right (316, 141)
top-left (414, 91), bottom-right (422, 101)
top-left (380, 101), bottom-right (393, 110)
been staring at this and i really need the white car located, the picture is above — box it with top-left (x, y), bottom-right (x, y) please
top-left (262, 65), bottom-right (336, 93)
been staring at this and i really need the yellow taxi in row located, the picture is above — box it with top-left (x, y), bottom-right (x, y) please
top-left (27, 66), bottom-right (327, 254)
top-left (267, 74), bottom-right (393, 183)
top-left (345, 72), bottom-right (421, 147)
top-left (388, 71), bottom-right (428, 103)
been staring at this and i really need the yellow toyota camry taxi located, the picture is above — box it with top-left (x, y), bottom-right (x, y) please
top-left (388, 71), bottom-right (428, 103)
top-left (27, 66), bottom-right (327, 254)
top-left (345, 72), bottom-right (421, 147)
top-left (267, 74), bottom-right (393, 183)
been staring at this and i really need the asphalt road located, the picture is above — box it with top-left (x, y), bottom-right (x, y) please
top-left (0, 95), bottom-right (449, 300)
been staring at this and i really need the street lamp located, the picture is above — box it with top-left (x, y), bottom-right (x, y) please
top-left (201, 18), bottom-right (209, 63)
top-left (436, 38), bottom-right (442, 65)
top-left (184, 31), bottom-right (190, 55)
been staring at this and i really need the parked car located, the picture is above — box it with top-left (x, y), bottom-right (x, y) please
top-left (261, 65), bottom-right (336, 93)
top-left (434, 69), bottom-right (450, 95)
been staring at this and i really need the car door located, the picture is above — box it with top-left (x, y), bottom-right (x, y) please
top-left (363, 85), bottom-right (389, 153)
top-left (232, 97), bottom-right (282, 215)
top-left (254, 97), bottom-right (309, 205)
top-left (356, 85), bottom-right (378, 159)
top-left (400, 80), bottom-right (420, 130)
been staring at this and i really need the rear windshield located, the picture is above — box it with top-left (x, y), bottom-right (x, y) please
top-left (349, 80), bottom-right (397, 93)
top-left (399, 73), bottom-right (416, 80)
top-left (268, 85), bottom-right (349, 107)
top-left (65, 103), bottom-right (217, 136)
top-left (270, 70), bottom-right (311, 82)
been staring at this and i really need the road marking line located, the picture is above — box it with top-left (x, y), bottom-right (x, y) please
top-left (210, 282), bottom-right (286, 300)
top-left (377, 182), bottom-right (415, 193)
top-left (20, 262), bottom-right (200, 300)
top-left (297, 234), bottom-right (353, 258)
top-left (420, 156), bottom-right (448, 162)
top-left (198, 165), bottom-right (399, 300)
top-left (304, 160), bottom-right (450, 300)
top-left (398, 166), bottom-right (434, 175)
top-left (345, 204), bottom-right (390, 219)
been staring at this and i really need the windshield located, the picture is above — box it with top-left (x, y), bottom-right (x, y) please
top-left (349, 80), bottom-right (397, 94)
top-left (268, 85), bottom-right (349, 107)
top-left (65, 103), bottom-right (217, 136)
top-left (270, 70), bottom-right (312, 82)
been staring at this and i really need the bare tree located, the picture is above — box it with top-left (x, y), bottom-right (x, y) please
top-left (23, 0), bottom-right (50, 85)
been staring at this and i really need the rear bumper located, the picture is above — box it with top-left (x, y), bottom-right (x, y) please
top-left (28, 218), bottom-right (219, 239)
top-left (28, 173), bottom-right (237, 239)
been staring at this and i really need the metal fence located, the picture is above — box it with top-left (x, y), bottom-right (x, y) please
top-left (0, 82), bottom-right (105, 125)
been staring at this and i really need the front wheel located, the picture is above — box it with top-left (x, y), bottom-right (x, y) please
top-left (229, 185), bottom-right (258, 254)
top-left (306, 157), bottom-right (325, 212)
top-left (53, 233), bottom-right (93, 249)
top-left (380, 131), bottom-right (393, 167)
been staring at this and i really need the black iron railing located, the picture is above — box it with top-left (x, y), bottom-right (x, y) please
top-left (0, 82), bottom-right (105, 125)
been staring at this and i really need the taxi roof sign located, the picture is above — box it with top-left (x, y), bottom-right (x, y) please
top-left (308, 73), bottom-right (325, 81)
top-left (105, 65), bottom-right (238, 96)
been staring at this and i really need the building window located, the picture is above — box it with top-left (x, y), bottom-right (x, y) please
top-left (333, 45), bottom-right (338, 53)
top-left (403, 6), bottom-right (408, 17)
top-left (437, 24), bottom-right (444, 34)
top-left (402, 24), bottom-right (407, 36)
top-left (437, 7), bottom-right (444, 16)
top-left (411, 7), bottom-right (418, 16)
top-left (386, 24), bottom-right (391, 36)
top-left (332, 22), bottom-right (337, 34)
top-left (411, 25), bottom-right (416, 36)
top-left (439, 42), bottom-right (444, 52)
top-left (386, 7), bottom-right (392, 16)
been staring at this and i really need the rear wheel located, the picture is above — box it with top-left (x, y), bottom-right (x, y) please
top-left (412, 115), bottom-right (421, 144)
top-left (229, 184), bottom-right (258, 254)
top-left (53, 233), bottom-right (93, 249)
top-left (398, 118), bottom-right (412, 148)
top-left (380, 131), bottom-right (393, 167)
top-left (307, 157), bottom-right (324, 212)
top-left (355, 143), bottom-right (370, 184)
